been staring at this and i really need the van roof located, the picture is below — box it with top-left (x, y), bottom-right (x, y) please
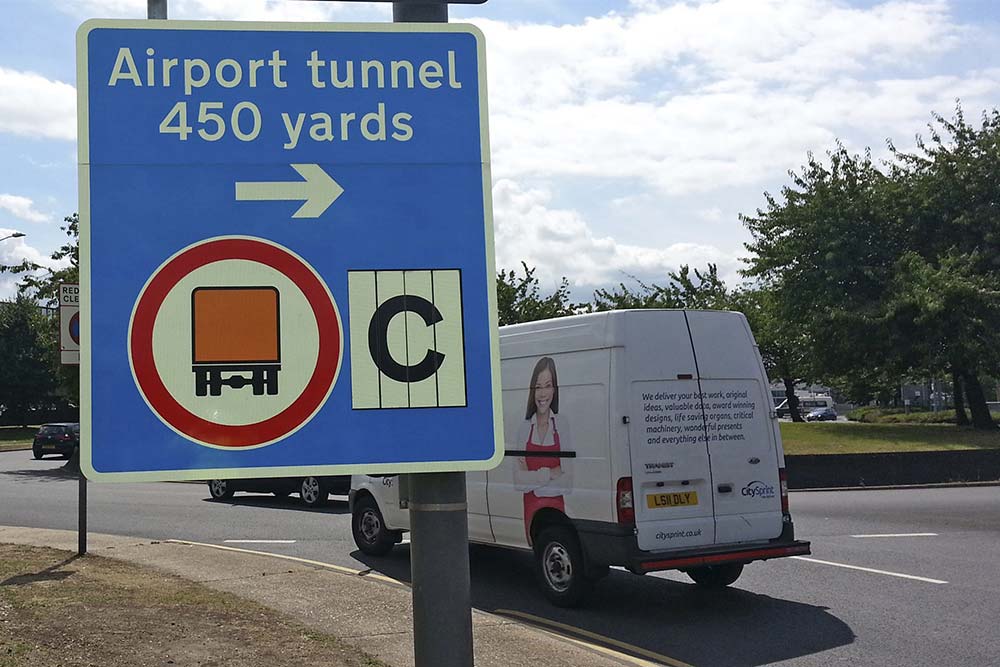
top-left (499, 309), bottom-right (750, 358)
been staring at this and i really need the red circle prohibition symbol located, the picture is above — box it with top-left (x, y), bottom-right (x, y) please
top-left (129, 237), bottom-right (341, 448)
top-left (69, 312), bottom-right (80, 345)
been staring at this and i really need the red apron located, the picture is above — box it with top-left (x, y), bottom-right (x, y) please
top-left (523, 417), bottom-right (564, 541)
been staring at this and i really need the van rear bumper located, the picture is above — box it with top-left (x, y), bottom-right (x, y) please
top-left (572, 518), bottom-right (811, 575)
top-left (629, 539), bottom-right (811, 574)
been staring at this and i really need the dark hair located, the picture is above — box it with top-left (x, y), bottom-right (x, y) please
top-left (525, 356), bottom-right (559, 420)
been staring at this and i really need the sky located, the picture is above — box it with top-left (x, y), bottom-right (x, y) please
top-left (1, 0), bottom-right (999, 301)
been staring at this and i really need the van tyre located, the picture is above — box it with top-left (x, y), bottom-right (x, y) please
top-left (32, 448), bottom-right (43, 460)
top-left (686, 563), bottom-right (744, 589)
top-left (533, 527), bottom-right (593, 607)
top-left (352, 495), bottom-right (397, 556)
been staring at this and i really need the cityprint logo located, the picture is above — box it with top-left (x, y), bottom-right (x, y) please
top-left (742, 480), bottom-right (776, 499)
top-left (656, 528), bottom-right (702, 541)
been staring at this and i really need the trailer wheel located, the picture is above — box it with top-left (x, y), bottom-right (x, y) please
top-left (686, 563), bottom-right (744, 589)
top-left (533, 526), bottom-right (592, 607)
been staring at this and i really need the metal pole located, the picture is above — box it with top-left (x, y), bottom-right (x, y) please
top-left (148, 0), bottom-right (167, 19)
top-left (78, 468), bottom-right (87, 555)
top-left (391, 7), bottom-right (473, 665)
top-left (409, 472), bottom-right (473, 667)
top-left (393, 3), bottom-right (448, 22)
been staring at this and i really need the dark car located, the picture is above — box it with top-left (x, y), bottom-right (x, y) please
top-left (207, 475), bottom-right (350, 508)
top-left (805, 407), bottom-right (838, 422)
top-left (32, 423), bottom-right (80, 459)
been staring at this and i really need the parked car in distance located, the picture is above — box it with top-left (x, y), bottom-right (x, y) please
top-left (32, 423), bottom-right (80, 459)
top-left (207, 475), bottom-right (350, 508)
top-left (805, 407), bottom-right (838, 422)
top-left (776, 396), bottom-right (835, 418)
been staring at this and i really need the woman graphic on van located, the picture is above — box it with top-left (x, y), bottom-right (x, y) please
top-left (514, 357), bottom-right (573, 540)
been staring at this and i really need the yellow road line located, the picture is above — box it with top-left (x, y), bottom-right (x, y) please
top-left (495, 609), bottom-right (694, 667)
top-left (164, 538), bottom-right (404, 586)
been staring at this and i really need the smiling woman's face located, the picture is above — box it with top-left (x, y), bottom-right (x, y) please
top-left (534, 368), bottom-right (554, 416)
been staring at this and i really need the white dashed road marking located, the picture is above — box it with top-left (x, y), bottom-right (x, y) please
top-left (850, 533), bottom-right (938, 538)
top-left (792, 556), bottom-right (948, 584)
top-left (223, 539), bottom-right (297, 544)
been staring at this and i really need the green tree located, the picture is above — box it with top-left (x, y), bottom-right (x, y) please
top-left (0, 296), bottom-right (59, 426)
top-left (742, 144), bottom-right (905, 386)
top-left (886, 106), bottom-right (1000, 428)
top-left (1, 213), bottom-right (80, 405)
top-left (496, 262), bottom-right (576, 326)
top-left (729, 287), bottom-right (812, 421)
top-left (590, 264), bottom-right (730, 311)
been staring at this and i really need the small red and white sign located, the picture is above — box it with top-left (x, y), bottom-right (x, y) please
top-left (128, 237), bottom-right (342, 449)
top-left (60, 283), bottom-right (80, 365)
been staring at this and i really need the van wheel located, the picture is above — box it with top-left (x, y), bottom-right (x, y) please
top-left (32, 448), bottom-right (43, 460)
top-left (686, 563), bottom-right (744, 589)
top-left (352, 495), bottom-right (396, 556)
top-left (533, 527), bottom-right (592, 607)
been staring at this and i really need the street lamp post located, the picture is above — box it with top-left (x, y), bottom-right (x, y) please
top-left (0, 232), bottom-right (25, 242)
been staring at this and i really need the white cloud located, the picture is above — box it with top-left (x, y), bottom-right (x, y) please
top-left (0, 67), bottom-right (76, 141)
top-left (492, 179), bottom-right (739, 298)
top-left (0, 230), bottom-right (63, 300)
top-left (476, 1), bottom-right (1000, 196)
top-left (0, 195), bottom-right (52, 224)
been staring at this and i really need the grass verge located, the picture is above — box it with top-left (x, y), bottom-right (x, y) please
top-left (0, 427), bottom-right (36, 452)
top-left (780, 421), bottom-right (1000, 455)
top-left (0, 543), bottom-right (387, 667)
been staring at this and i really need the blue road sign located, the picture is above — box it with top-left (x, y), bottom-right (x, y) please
top-left (77, 20), bottom-right (501, 482)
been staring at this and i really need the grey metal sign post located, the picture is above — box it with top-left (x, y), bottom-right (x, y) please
top-left (389, 3), bottom-right (475, 662)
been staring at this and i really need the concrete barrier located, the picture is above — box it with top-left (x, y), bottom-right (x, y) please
top-left (786, 449), bottom-right (1000, 489)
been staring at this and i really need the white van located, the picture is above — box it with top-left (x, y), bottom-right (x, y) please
top-left (350, 310), bottom-right (810, 606)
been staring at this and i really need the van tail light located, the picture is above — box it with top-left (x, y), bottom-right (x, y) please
top-left (617, 477), bottom-right (635, 525)
top-left (779, 468), bottom-right (790, 514)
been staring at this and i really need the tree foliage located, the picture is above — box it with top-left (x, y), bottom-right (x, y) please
top-left (742, 104), bottom-right (1000, 427)
top-left (496, 262), bottom-right (576, 326)
top-left (0, 214), bottom-right (80, 410)
top-left (590, 264), bottom-right (730, 311)
top-left (1, 213), bottom-right (79, 307)
top-left (0, 296), bottom-right (59, 425)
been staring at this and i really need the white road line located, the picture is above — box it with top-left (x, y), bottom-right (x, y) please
top-left (850, 533), bottom-right (938, 538)
top-left (223, 539), bottom-right (297, 544)
top-left (791, 556), bottom-right (948, 584)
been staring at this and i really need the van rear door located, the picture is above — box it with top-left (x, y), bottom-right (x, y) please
top-left (686, 311), bottom-right (783, 544)
top-left (625, 311), bottom-right (715, 552)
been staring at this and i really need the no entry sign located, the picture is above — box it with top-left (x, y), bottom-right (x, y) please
top-left (78, 20), bottom-right (501, 481)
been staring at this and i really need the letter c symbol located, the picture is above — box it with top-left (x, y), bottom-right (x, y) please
top-left (368, 295), bottom-right (446, 383)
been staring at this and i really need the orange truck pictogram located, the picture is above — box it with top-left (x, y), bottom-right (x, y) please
top-left (191, 286), bottom-right (280, 397)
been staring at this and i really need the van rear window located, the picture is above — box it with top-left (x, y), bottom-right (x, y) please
top-left (37, 426), bottom-right (67, 436)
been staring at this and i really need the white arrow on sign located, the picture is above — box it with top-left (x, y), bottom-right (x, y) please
top-left (235, 164), bottom-right (344, 219)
